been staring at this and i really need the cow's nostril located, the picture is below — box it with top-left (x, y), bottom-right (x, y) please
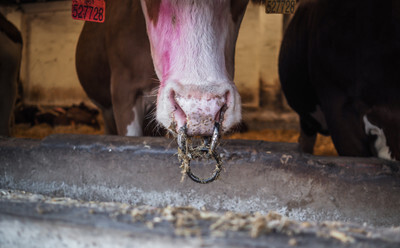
top-left (215, 91), bottom-right (230, 123)
top-left (215, 104), bottom-right (227, 124)
top-left (170, 91), bottom-right (187, 131)
top-left (172, 92), bottom-right (227, 136)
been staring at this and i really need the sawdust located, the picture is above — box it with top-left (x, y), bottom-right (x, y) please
top-left (0, 189), bottom-right (385, 244)
top-left (12, 123), bottom-right (104, 139)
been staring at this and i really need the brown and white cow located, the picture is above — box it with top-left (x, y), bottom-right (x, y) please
top-left (279, 0), bottom-right (400, 160)
top-left (76, 0), bottom-right (265, 137)
top-left (0, 13), bottom-right (22, 137)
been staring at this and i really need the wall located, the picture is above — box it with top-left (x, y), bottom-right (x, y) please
top-left (2, 1), bottom-right (86, 106)
top-left (236, 4), bottom-right (283, 108)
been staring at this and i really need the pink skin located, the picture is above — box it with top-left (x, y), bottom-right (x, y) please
top-left (141, 0), bottom-right (243, 136)
top-left (153, 1), bottom-right (176, 81)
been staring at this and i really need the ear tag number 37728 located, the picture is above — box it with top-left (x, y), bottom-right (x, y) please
top-left (72, 0), bottom-right (105, 23)
top-left (266, 0), bottom-right (296, 14)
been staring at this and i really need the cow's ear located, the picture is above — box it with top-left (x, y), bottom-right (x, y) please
top-left (231, 0), bottom-right (249, 22)
top-left (144, 0), bottom-right (161, 25)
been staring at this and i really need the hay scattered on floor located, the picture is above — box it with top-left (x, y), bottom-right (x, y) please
top-left (12, 123), bottom-right (104, 140)
top-left (2, 189), bottom-right (394, 244)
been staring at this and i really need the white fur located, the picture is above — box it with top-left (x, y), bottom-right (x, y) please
top-left (363, 115), bottom-right (393, 160)
top-left (126, 97), bottom-right (144, 136)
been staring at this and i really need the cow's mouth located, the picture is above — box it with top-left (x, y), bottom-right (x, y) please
top-left (176, 106), bottom-right (226, 184)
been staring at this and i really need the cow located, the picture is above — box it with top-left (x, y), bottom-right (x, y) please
top-left (279, 0), bottom-right (400, 160)
top-left (0, 13), bottom-right (22, 137)
top-left (76, 0), bottom-right (266, 138)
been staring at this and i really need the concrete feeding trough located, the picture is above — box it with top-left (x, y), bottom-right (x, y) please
top-left (1, 134), bottom-right (400, 224)
top-left (1, 134), bottom-right (400, 247)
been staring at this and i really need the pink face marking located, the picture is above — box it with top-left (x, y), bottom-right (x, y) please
top-left (161, 50), bottom-right (170, 84)
top-left (146, 0), bottom-right (180, 81)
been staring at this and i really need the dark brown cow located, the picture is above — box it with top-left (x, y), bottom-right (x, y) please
top-left (279, 0), bottom-right (400, 160)
top-left (0, 13), bottom-right (22, 137)
top-left (76, 0), bottom-right (265, 137)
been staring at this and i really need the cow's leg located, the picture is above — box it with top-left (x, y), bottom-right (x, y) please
top-left (82, 98), bottom-right (117, 135)
top-left (298, 119), bottom-right (317, 154)
top-left (279, 4), bottom-right (325, 154)
top-left (321, 97), bottom-right (372, 157)
top-left (328, 118), bottom-right (371, 157)
top-left (126, 95), bottom-right (144, 136)
top-left (76, 22), bottom-right (115, 134)
top-left (100, 106), bottom-right (117, 135)
top-left (110, 72), bottom-right (151, 136)
top-left (298, 105), bottom-right (330, 154)
top-left (0, 31), bottom-right (21, 137)
top-left (79, 100), bottom-right (116, 135)
top-left (362, 106), bottom-right (399, 160)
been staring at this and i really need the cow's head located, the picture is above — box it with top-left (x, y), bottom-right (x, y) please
top-left (141, 0), bottom-right (251, 136)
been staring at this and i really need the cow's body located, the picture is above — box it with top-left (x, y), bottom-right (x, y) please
top-left (279, 0), bottom-right (400, 160)
top-left (76, 0), bottom-right (263, 137)
top-left (0, 13), bottom-right (22, 137)
top-left (76, 1), bottom-right (154, 136)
